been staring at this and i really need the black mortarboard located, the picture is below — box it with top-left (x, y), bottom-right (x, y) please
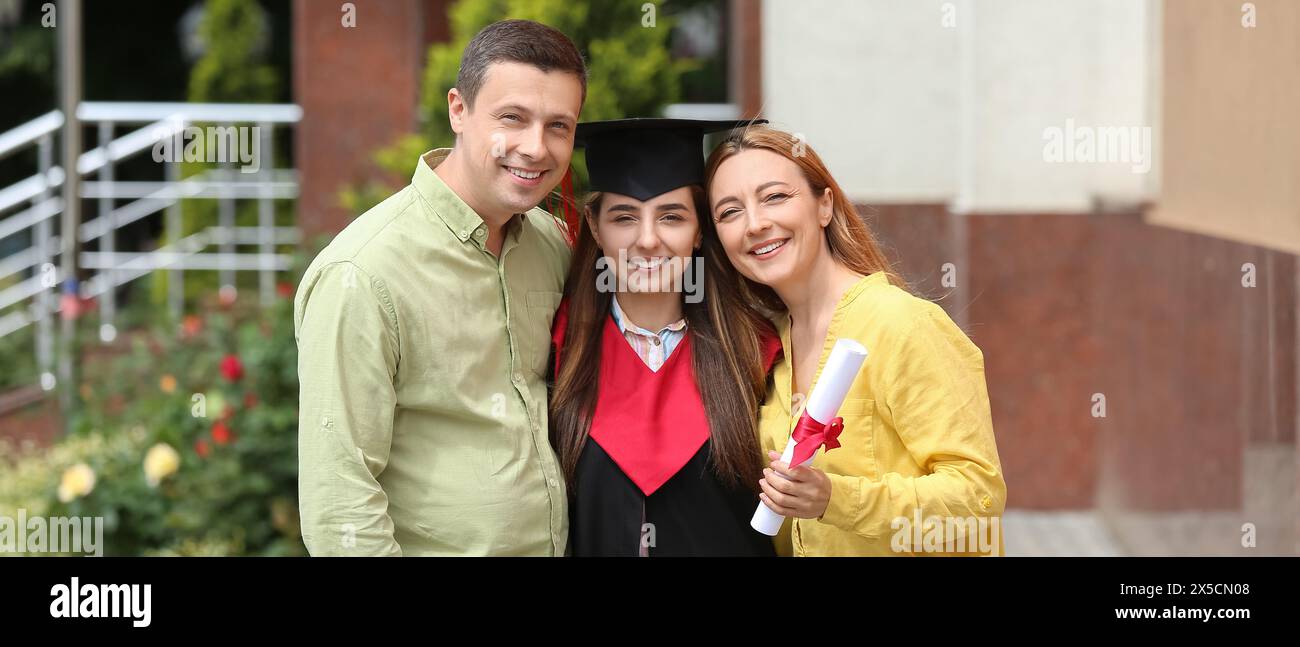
top-left (575, 118), bottom-right (767, 202)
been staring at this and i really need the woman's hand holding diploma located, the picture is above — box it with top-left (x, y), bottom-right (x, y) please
top-left (750, 337), bottom-right (868, 535)
top-left (759, 450), bottom-right (832, 519)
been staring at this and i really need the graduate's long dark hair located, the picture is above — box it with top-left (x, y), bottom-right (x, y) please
top-left (550, 185), bottom-right (775, 491)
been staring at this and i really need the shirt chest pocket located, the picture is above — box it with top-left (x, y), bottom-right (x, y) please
top-left (518, 290), bottom-right (562, 378)
top-left (815, 397), bottom-right (876, 480)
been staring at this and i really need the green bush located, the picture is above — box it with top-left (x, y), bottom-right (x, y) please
top-left (0, 287), bottom-right (304, 557)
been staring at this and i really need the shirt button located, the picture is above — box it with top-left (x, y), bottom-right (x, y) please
top-left (474, 228), bottom-right (485, 239)
top-left (458, 230), bottom-right (467, 238)
top-left (513, 373), bottom-right (524, 384)
top-left (651, 338), bottom-right (661, 346)
top-left (547, 478), bottom-right (557, 488)
top-left (980, 495), bottom-right (993, 510)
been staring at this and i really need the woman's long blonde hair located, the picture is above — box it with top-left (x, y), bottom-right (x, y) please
top-left (704, 125), bottom-right (908, 311)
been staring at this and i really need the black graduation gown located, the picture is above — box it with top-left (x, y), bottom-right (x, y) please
top-left (550, 302), bottom-right (781, 557)
top-left (569, 438), bottom-right (776, 557)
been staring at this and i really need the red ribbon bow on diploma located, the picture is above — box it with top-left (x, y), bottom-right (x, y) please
top-left (789, 412), bottom-right (844, 467)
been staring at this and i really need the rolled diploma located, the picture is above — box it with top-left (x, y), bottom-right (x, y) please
top-left (751, 337), bottom-right (868, 536)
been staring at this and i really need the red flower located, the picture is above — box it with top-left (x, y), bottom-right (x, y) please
top-left (218, 285), bottom-right (238, 307)
top-left (60, 293), bottom-right (82, 321)
top-left (211, 420), bottom-right (233, 445)
top-left (220, 354), bottom-right (244, 382)
top-left (181, 315), bottom-right (203, 338)
top-left (276, 282), bottom-right (294, 299)
top-left (194, 439), bottom-right (210, 458)
top-left (57, 284), bottom-right (96, 320)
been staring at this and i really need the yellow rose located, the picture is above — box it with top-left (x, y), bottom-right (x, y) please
top-left (143, 443), bottom-right (181, 487)
top-left (57, 463), bottom-right (96, 502)
top-left (205, 391), bottom-right (227, 420)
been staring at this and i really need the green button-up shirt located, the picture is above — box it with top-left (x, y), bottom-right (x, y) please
top-left (294, 149), bottom-right (571, 556)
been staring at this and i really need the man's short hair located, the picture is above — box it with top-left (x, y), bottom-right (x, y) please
top-left (456, 19), bottom-right (588, 108)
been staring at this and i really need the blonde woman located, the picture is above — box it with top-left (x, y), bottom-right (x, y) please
top-left (704, 126), bottom-right (1007, 556)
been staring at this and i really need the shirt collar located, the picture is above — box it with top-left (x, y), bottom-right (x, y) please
top-left (412, 148), bottom-right (524, 247)
top-left (774, 270), bottom-right (889, 338)
top-left (610, 294), bottom-right (687, 337)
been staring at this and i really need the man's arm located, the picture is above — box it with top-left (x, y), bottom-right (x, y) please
top-left (294, 260), bottom-right (402, 556)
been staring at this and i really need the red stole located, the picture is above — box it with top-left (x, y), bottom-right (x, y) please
top-left (550, 300), bottom-right (783, 497)
top-left (588, 316), bottom-right (708, 496)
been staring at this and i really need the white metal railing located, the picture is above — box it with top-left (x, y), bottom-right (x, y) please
top-left (0, 101), bottom-right (302, 393)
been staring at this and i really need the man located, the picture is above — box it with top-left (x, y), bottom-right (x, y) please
top-left (294, 20), bottom-right (585, 556)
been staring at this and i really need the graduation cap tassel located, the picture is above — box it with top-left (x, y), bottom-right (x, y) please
top-left (559, 166), bottom-right (578, 247)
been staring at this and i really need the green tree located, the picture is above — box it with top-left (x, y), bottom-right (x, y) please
top-left (186, 0), bottom-right (277, 104)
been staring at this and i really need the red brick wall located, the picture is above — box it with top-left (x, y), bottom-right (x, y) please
top-left (293, 0), bottom-right (450, 238)
top-left (1091, 219), bottom-right (1294, 511)
top-left (970, 214), bottom-right (1104, 510)
top-left (864, 206), bottom-right (1297, 513)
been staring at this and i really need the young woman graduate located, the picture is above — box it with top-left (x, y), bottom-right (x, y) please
top-left (549, 118), bottom-right (781, 556)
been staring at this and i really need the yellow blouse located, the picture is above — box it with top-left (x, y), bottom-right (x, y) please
top-left (758, 271), bottom-right (1006, 556)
